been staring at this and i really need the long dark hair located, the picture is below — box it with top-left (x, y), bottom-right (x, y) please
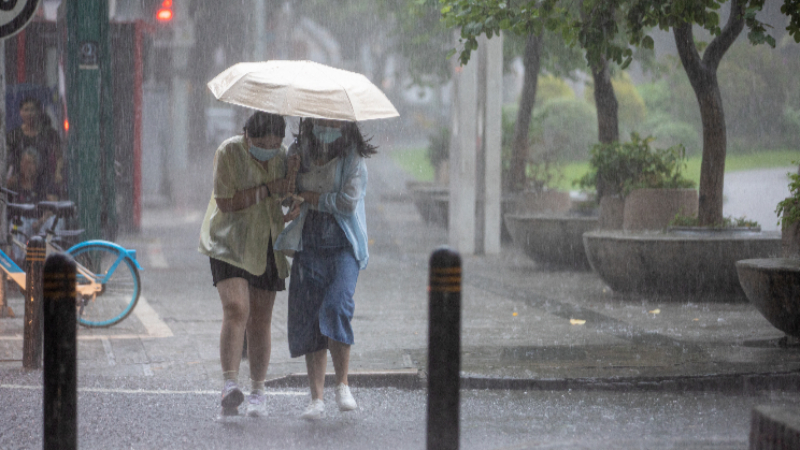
top-left (296, 119), bottom-right (378, 159)
top-left (243, 111), bottom-right (286, 139)
top-left (19, 97), bottom-right (53, 130)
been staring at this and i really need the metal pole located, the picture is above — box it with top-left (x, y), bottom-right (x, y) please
top-left (43, 253), bottom-right (77, 450)
top-left (66, 0), bottom-right (106, 242)
top-left (22, 235), bottom-right (45, 369)
top-left (427, 247), bottom-right (461, 450)
top-left (0, 38), bottom-right (11, 318)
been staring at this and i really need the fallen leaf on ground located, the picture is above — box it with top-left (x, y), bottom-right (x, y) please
top-left (570, 319), bottom-right (586, 325)
top-left (648, 309), bottom-right (661, 315)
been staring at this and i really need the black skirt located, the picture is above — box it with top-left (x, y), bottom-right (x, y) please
top-left (209, 239), bottom-right (285, 292)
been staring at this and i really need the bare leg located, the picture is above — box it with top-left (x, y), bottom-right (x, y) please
top-left (217, 278), bottom-right (250, 376)
top-left (305, 349), bottom-right (327, 400)
top-left (329, 339), bottom-right (351, 386)
top-left (246, 288), bottom-right (276, 382)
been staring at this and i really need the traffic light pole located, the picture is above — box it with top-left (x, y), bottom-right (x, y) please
top-left (0, 39), bottom-right (11, 319)
top-left (65, 0), bottom-right (115, 242)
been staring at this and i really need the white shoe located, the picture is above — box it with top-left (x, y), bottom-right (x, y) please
top-left (245, 392), bottom-right (267, 418)
top-left (300, 399), bottom-right (326, 421)
top-left (335, 383), bottom-right (357, 411)
top-left (220, 380), bottom-right (244, 416)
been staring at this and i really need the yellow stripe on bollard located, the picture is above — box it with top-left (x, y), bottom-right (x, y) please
top-left (26, 249), bottom-right (46, 262)
top-left (429, 267), bottom-right (461, 293)
top-left (43, 273), bottom-right (76, 299)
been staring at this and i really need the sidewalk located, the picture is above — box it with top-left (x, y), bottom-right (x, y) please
top-left (1, 145), bottom-right (799, 394)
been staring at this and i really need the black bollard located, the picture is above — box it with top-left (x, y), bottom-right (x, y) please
top-left (43, 253), bottom-right (77, 450)
top-left (22, 236), bottom-right (45, 369)
top-left (427, 247), bottom-right (461, 450)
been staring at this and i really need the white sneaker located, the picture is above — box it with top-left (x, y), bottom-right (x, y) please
top-left (220, 380), bottom-right (244, 416)
top-left (335, 383), bottom-right (357, 411)
top-left (245, 392), bottom-right (267, 418)
top-left (300, 399), bottom-right (326, 421)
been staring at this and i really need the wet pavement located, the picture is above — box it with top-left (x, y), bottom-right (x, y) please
top-left (3, 373), bottom-right (800, 450)
top-left (0, 143), bottom-right (799, 449)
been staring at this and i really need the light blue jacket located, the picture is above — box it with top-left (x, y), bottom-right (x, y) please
top-left (274, 143), bottom-right (370, 270)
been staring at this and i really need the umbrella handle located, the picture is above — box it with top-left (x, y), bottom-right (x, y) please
top-left (285, 154), bottom-right (301, 194)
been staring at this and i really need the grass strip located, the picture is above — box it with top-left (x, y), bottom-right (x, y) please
top-left (390, 147), bottom-right (800, 191)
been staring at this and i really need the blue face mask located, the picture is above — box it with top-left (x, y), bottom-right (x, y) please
top-left (313, 125), bottom-right (343, 144)
top-left (249, 145), bottom-right (280, 162)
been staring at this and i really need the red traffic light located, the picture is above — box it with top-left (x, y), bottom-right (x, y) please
top-left (155, 0), bottom-right (173, 22)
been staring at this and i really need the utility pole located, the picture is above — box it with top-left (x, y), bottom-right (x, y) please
top-left (0, 39), bottom-right (8, 317)
top-left (66, 0), bottom-right (114, 241)
top-left (169, 0), bottom-right (193, 208)
top-left (1, 0), bottom-right (44, 315)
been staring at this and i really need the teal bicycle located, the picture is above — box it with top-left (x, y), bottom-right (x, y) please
top-left (0, 188), bottom-right (143, 327)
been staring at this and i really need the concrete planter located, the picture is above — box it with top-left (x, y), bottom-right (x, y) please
top-left (781, 206), bottom-right (800, 259)
top-left (734, 210), bottom-right (800, 338)
top-left (407, 183), bottom-right (516, 241)
top-left (736, 258), bottom-right (800, 337)
top-left (409, 183), bottom-right (449, 227)
top-left (583, 229), bottom-right (781, 297)
top-left (622, 188), bottom-right (698, 231)
top-left (508, 190), bottom-right (572, 215)
top-left (504, 213), bottom-right (599, 269)
top-left (599, 195), bottom-right (624, 230)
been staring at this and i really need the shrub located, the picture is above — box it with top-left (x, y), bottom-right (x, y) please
top-left (669, 213), bottom-right (759, 229)
top-left (776, 164), bottom-right (800, 228)
top-left (637, 72), bottom-right (701, 150)
top-left (585, 72), bottom-right (646, 134)
top-left (574, 132), bottom-right (696, 200)
top-left (535, 98), bottom-right (597, 161)
top-left (501, 104), bottom-right (560, 192)
top-left (426, 126), bottom-right (449, 171)
top-left (642, 114), bottom-right (702, 157)
top-left (719, 41), bottom-right (791, 150)
top-left (536, 74), bottom-right (575, 106)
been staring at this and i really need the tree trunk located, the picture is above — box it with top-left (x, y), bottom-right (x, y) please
top-left (591, 57), bottom-right (618, 145)
top-left (590, 56), bottom-right (619, 200)
top-left (673, 1), bottom-right (745, 226)
top-left (509, 33), bottom-right (541, 192)
top-left (694, 82), bottom-right (728, 226)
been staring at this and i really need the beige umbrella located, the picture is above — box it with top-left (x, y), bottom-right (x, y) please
top-left (207, 60), bottom-right (399, 122)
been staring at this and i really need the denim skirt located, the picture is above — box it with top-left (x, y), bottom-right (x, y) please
top-left (288, 210), bottom-right (359, 358)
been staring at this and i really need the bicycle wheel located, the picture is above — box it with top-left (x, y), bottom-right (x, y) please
top-left (68, 243), bottom-right (141, 328)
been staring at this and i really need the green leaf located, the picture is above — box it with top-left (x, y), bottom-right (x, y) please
top-left (641, 35), bottom-right (654, 50)
top-left (441, 5), bottom-right (452, 14)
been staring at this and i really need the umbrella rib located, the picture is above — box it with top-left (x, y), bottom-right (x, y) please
top-left (318, 72), bottom-right (357, 120)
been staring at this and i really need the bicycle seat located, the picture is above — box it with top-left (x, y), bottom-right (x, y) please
top-left (37, 201), bottom-right (77, 219)
top-left (7, 203), bottom-right (38, 218)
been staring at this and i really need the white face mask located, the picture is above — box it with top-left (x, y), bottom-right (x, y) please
top-left (249, 146), bottom-right (280, 162)
top-left (313, 125), bottom-right (343, 144)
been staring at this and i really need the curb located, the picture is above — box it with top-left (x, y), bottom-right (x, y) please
top-left (750, 405), bottom-right (800, 449)
top-left (265, 369), bottom-right (425, 389)
top-left (266, 370), bottom-right (800, 393)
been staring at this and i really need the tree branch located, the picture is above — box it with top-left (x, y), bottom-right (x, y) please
top-left (673, 21), bottom-right (706, 91)
top-left (702, 0), bottom-right (746, 70)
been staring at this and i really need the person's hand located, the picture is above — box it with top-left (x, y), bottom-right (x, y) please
top-left (267, 179), bottom-right (291, 196)
top-left (299, 191), bottom-right (320, 207)
top-left (283, 201), bottom-right (302, 223)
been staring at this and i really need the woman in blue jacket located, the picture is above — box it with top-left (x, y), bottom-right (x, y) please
top-left (276, 117), bottom-right (374, 420)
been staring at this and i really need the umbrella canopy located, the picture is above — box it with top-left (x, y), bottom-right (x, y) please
top-left (207, 60), bottom-right (399, 122)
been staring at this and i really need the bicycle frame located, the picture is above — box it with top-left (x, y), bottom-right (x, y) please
top-left (1, 192), bottom-right (144, 327)
top-left (0, 232), bottom-right (143, 299)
